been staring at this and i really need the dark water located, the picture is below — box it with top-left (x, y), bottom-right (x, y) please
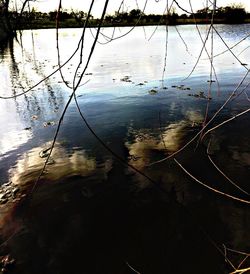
top-left (0, 25), bottom-right (250, 273)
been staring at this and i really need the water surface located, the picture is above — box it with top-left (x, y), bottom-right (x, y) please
top-left (0, 25), bottom-right (250, 273)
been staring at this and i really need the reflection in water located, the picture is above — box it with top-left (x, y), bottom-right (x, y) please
top-left (232, 150), bottom-right (250, 166)
top-left (0, 25), bottom-right (249, 273)
top-left (0, 128), bottom-right (32, 157)
top-left (0, 36), bottom-right (66, 159)
top-left (9, 144), bottom-right (98, 186)
top-left (126, 110), bottom-right (203, 170)
top-left (1, 143), bottom-right (113, 235)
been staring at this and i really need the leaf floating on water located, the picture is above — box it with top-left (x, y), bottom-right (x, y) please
top-left (31, 115), bottom-right (38, 120)
top-left (120, 76), bottom-right (132, 82)
top-left (0, 182), bottom-right (20, 204)
top-left (188, 91), bottom-right (212, 100)
top-left (171, 85), bottom-right (190, 90)
top-left (43, 121), bottom-right (55, 127)
top-left (148, 89), bottom-right (158, 95)
top-left (39, 147), bottom-right (51, 158)
top-left (207, 80), bottom-right (216, 83)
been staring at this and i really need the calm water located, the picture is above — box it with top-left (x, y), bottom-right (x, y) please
top-left (0, 25), bottom-right (250, 273)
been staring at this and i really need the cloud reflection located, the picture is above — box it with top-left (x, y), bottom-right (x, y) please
top-left (126, 110), bottom-right (203, 170)
top-left (9, 144), bottom-right (97, 186)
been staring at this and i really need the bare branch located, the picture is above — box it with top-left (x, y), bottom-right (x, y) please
top-left (174, 158), bottom-right (250, 204)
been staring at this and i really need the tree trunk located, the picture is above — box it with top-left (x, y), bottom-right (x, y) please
top-left (0, 0), bottom-right (14, 42)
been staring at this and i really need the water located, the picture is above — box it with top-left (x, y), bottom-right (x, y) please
top-left (0, 25), bottom-right (250, 273)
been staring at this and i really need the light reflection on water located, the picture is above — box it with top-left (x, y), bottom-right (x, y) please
top-left (0, 25), bottom-right (249, 194)
top-left (9, 144), bottom-right (97, 186)
top-left (0, 24), bottom-right (250, 273)
top-left (0, 25), bottom-right (249, 195)
top-left (126, 110), bottom-right (203, 170)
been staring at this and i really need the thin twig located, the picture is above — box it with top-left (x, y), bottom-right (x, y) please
top-left (207, 138), bottom-right (249, 195)
top-left (213, 33), bottom-right (250, 59)
top-left (203, 107), bottom-right (250, 138)
top-left (230, 267), bottom-right (250, 274)
top-left (237, 255), bottom-right (249, 270)
top-left (213, 26), bottom-right (248, 70)
top-left (174, 158), bottom-right (250, 204)
top-left (30, 0), bottom-right (110, 193)
top-left (89, 0), bottom-right (149, 44)
top-left (148, 69), bottom-right (249, 166)
top-left (126, 262), bottom-right (141, 274)
top-left (73, 93), bottom-right (165, 190)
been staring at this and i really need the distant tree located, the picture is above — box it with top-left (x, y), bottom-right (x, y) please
top-left (49, 10), bottom-right (72, 21)
top-left (195, 7), bottom-right (212, 19)
top-left (104, 14), bottom-right (113, 23)
top-left (0, 0), bottom-right (8, 12)
top-left (129, 9), bottom-right (142, 19)
top-left (194, 3), bottom-right (247, 23)
top-left (163, 7), bottom-right (179, 25)
top-left (0, 0), bottom-right (38, 39)
top-left (70, 10), bottom-right (92, 25)
top-left (145, 14), bottom-right (162, 24)
top-left (222, 4), bottom-right (246, 23)
top-left (179, 13), bottom-right (187, 19)
top-left (0, 0), bottom-right (13, 39)
top-left (113, 11), bottom-right (129, 23)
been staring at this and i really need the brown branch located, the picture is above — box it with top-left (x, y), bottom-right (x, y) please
top-left (174, 158), bottom-right (250, 204)
top-left (207, 138), bottom-right (249, 195)
top-left (230, 267), bottom-right (250, 274)
top-left (126, 262), bottom-right (141, 274)
top-left (203, 107), bottom-right (250, 138)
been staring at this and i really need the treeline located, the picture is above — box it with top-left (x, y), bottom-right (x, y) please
top-left (191, 4), bottom-right (249, 23)
top-left (6, 5), bottom-right (250, 30)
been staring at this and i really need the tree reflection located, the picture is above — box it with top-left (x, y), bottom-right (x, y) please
top-left (0, 34), bottom-right (65, 128)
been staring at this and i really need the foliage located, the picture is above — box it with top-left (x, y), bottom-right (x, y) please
top-left (195, 4), bottom-right (247, 23)
top-left (0, 2), bottom-right (250, 38)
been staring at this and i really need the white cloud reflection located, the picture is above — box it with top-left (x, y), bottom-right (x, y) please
top-left (9, 144), bottom-right (97, 186)
top-left (126, 110), bottom-right (203, 170)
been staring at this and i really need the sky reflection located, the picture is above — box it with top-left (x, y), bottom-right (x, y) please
top-left (126, 110), bottom-right (203, 170)
top-left (0, 24), bottom-right (250, 185)
top-left (9, 144), bottom-right (97, 186)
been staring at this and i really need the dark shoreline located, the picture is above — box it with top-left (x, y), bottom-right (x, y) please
top-left (12, 19), bottom-right (250, 31)
top-left (17, 20), bottom-right (250, 30)
top-left (1, 16), bottom-right (250, 42)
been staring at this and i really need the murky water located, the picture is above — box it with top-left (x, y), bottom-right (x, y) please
top-left (0, 25), bottom-right (250, 273)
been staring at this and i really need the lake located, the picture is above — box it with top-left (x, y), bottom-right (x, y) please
top-left (0, 24), bottom-right (250, 273)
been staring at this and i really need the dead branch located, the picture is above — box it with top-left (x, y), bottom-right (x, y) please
top-left (174, 158), bottom-right (250, 204)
